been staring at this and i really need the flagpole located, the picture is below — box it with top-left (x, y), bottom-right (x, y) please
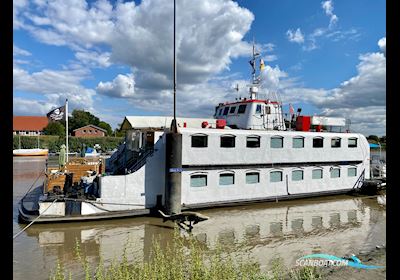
top-left (66, 99), bottom-right (69, 163)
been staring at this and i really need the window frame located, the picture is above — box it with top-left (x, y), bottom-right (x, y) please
top-left (313, 137), bottom-right (324, 148)
top-left (219, 172), bottom-right (235, 186)
top-left (331, 137), bottom-right (341, 148)
top-left (191, 134), bottom-right (208, 148)
top-left (348, 167), bottom-right (357, 177)
top-left (223, 107), bottom-right (230, 116)
top-left (292, 136), bottom-right (305, 148)
top-left (255, 104), bottom-right (262, 114)
top-left (270, 136), bottom-right (284, 148)
top-left (220, 134), bottom-right (236, 148)
top-left (229, 106), bottom-right (236, 114)
top-left (246, 172), bottom-right (260, 184)
top-left (292, 170), bottom-right (304, 181)
top-left (312, 169), bottom-right (323, 179)
top-left (270, 170), bottom-right (283, 183)
top-left (348, 138), bottom-right (358, 148)
top-left (246, 135), bottom-right (261, 148)
top-left (330, 167), bottom-right (341, 178)
top-left (238, 104), bottom-right (247, 114)
top-left (190, 174), bottom-right (208, 187)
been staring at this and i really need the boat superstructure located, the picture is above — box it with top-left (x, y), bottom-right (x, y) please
top-left (18, 43), bottom-right (377, 224)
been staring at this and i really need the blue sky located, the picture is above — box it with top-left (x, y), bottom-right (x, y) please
top-left (13, 0), bottom-right (386, 135)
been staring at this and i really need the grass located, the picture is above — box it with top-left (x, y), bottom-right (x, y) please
top-left (50, 230), bottom-right (322, 280)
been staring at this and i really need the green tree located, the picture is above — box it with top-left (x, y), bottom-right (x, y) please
top-left (43, 122), bottom-right (65, 137)
top-left (97, 121), bottom-right (113, 136)
top-left (68, 110), bottom-right (100, 132)
top-left (367, 135), bottom-right (380, 142)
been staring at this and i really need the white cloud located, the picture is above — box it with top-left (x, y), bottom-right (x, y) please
top-left (96, 73), bottom-right (135, 98)
top-left (13, 65), bottom-right (96, 111)
top-left (286, 28), bottom-right (304, 44)
top-left (378, 37), bottom-right (386, 56)
top-left (13, 45), bottom-right (31, 56)
top-left (321, 0), bottom-right (338, 28)
top-left (13, 97), bottom-right (56, 115)
top-left (75, 50), bottom-right (111, 68)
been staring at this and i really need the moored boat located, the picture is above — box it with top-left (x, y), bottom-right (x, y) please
top-left (13, 148), bottom-right (49, 157)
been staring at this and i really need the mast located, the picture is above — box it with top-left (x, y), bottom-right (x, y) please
top-left (171, 0), bottom-right (177, 133)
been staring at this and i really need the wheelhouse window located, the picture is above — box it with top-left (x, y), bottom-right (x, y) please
top-left (292, 170), bottom-right (304, 181)
top-left (191, 134), bottom-right (208, 147)
top-left (331, 137), bottom-right (341, 148)
top-left (255, 104), bottom-right (262, 114)
top-left (270, 171), bottom-right (283, 182)
top-left (348, 167), bottom-right (357, 177)
top-left (223, 107), bottom-right (230, 116)
top-left (220, 135), bottom-right (235, 148)
top-left (313, 137), bottom-right (324, 148)
top-left (218, 108), bottom-right (223, 115)
top-left (312, 169), bottom-right (323, 179)
top-left (219, 173), bottom-right (235, 185)
top-left (190, 174), bottom-right (207, 187)
top-left (229, 106), bottom-right (236, 114)
top-left (238, 104), bottom-right (247, 114)
top-left (246, 172), bottom-right (260, 184)
top-left (270, 136), bottom-right (283, 148)
top-left (330, 168), bottom-right (341, 178)
top-left (246, 136), bottom-right (260, 148)
top-left (292, 137), bottom-right (304, 148)
top-left (348, 138), bottom-right (358, 148)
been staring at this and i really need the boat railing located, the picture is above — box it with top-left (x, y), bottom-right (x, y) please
top-left (126, 148), bottom-right (155, 174)
top-left (352, 169), bottom-right (365, 190)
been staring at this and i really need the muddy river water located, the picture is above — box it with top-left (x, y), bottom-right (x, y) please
top-left (13, 155), bottom-right (386, 279)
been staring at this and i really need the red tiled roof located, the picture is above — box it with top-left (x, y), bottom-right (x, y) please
top-left (13, 116), bottom-right (49, 131)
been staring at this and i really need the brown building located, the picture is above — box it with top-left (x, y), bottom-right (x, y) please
top-left (72, 125), bottom-right (107, 137)
top-left (13, 116), bottom-right (49, 136)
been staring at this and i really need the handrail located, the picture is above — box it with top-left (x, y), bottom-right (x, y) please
top-left (352, 169), bottom-right (365, 189)
top-left (127, 148), bottom-right (155, 173)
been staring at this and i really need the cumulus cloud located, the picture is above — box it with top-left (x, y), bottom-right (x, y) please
top-left (13, 65), bottom-right (96, 111)
top-left (96, 73), bottom-right (135, 98)
top-left (286, 28), bottom-right (305, 44)
top-left (13, 45), bottom-right (31, 56)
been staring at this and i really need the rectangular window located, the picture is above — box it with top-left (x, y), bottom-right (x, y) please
top-left (348, 167), bottom-right (357, 177)
top-left (255, 104), bottom-right (262, 114)
top-left (246, 172), bottom-right (260, 184)
top-left (292, 170), bottom-right (304, 181)
top-left (191, 135), bottom-right (208, 147)
top-left (313, 138), bottom-right (324, 148)
top-left (223, 107), bottom-right (230, 116)
top-left (218, 109), bottom-right (223, 115)
top-left (331, 138), bottom-right (341, 148)
top-left (330, 168), bottom-right (340, 178)
top-left (219, 173), bottom-right (234, 185)
top-left (348, 138), bottom-right (358, 148)
top-left (229, 106), bottom-right (236, 114)
top-left (292, 137), bottom-right (304, 148)
top-left (238, 104), bottom-right (247, 114)
top-left (190, 175), bottom-right (207, 187)
top-left (270, 137), bottom-right (283, 148)
top-left (220, 136), bottom-right (235, 148)
top-left (312, 169), bottom-right (323, 179)
top-left (270, 171), bottom-right (283, 182)
top-left (246, 136), bottom-right (260, 148)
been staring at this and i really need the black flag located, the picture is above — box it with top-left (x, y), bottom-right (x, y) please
top-left (47, 105), bottom-right (66, 121)
top-left (249, 60), bottom-right (256, 74)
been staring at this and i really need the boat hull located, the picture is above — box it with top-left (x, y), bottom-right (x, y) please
top-left (13, 149), bottom-right (49, 157)
top-left (18, 188), bottom-right (354, 224)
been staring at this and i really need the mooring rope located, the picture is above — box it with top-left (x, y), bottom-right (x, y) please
top-left (20, 169), bottom-right (46, 201)
top-left (13, 198), bottom-right (58, 240)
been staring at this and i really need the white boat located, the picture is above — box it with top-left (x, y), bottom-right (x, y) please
top-left (13, 148), bottom-right (49, 157)
top-left (18, 43), bottom-right (373, 224)
top-left (13, 135), bottom-right (48, 156)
